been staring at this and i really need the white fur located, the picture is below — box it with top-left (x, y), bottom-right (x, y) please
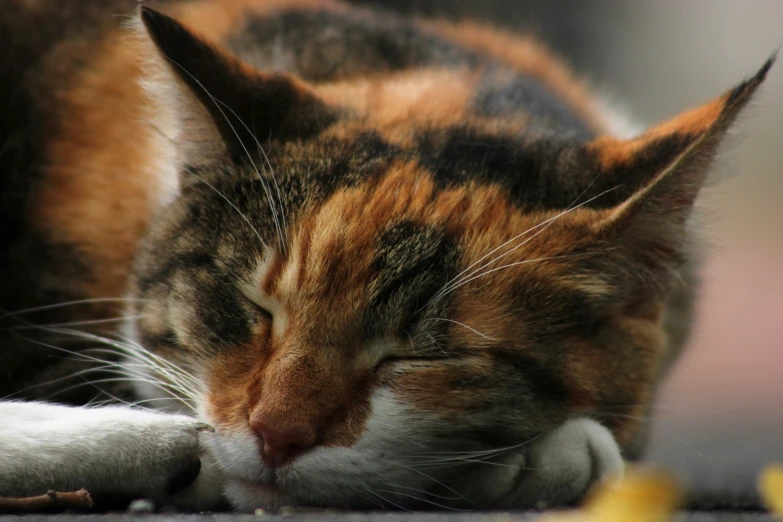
top-left (204, 389), bottom-right (432, 510)
top-left (0, 401), bottom-right (222, 508)
top-left (439, 418), bottom-right (624, 509)
top-left (197, 385), bottom-right (623, 511)
top-left (595, 94), bottom-right (647, 139)
top-left (497, 418), bottom-right (624, 508)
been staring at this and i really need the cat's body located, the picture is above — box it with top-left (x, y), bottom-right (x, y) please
top-left (0, 0), bottom-right (771, 511)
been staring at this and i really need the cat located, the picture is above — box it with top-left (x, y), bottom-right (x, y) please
top-left (0, 0), bottom-right (773, 512)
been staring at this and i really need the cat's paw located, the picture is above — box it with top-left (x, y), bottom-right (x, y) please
top-left (506, 418), bottom-right (624, 508)
top-left (452, 418), bottom-right (623, 508)
top-left (0, 402), bottom-right (222, 508)
top-left (107, 414), bottom-right (211, 497)
top-left (70, 410), bottom-right (224, 509)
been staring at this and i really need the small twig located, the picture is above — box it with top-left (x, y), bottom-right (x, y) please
top-left (0, 489), bottom-right (94, 513)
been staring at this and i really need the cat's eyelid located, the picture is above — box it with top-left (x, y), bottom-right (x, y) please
top-left (248, 298), bottom-right (274, 319)
top-left (243, 290), bottom-right (290, 338)
top-left (238, 280), bottom-right (283, 320)
top-left (245, 293), bottom-right (280, 319)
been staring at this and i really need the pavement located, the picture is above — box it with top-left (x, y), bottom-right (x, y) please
top-left (0, 513), bottom-right (778, 522)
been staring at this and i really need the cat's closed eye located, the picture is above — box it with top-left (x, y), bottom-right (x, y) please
top-left (247, 299), bottom-right (274, 322)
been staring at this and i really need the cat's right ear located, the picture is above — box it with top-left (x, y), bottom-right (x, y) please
top-left (133, 6), bottom-right (334, 169)
top-left (577, 57), bottom-right (773, 305)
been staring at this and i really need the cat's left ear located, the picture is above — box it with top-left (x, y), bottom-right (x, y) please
top-left (135, 6), bottom-right (334, 167)
top-left (585, 57), bottom-right (773, 298)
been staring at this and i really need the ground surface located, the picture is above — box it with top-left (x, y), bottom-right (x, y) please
top-left (0, 513), bottom-right (779, 522)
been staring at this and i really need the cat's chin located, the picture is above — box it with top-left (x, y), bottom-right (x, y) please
top-left (224, 477), bottom-right (294, 512)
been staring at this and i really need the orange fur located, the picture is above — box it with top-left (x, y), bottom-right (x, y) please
top-left (30, 33), bottom-right (164, 302)
top-left (318, 68), bottom-right (482, 146)
top-left (421, 19), bottom-right (609, 134)
top-left (588, 96), bottom-right (726, 170)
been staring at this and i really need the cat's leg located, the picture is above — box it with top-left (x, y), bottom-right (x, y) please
top-left (0, 401), bottom-right (223, 509)
top-left (459, 418), bottom-right (624, 508)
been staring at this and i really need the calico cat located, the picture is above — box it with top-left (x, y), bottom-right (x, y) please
top-left (0, 0), bottom-right (773, 512)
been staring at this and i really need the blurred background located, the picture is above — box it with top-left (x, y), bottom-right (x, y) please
top-left (355, 0), bottom-right (783, 501)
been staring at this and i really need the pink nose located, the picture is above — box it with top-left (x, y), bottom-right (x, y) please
top-left (249, 417), bottom-right (315, 468)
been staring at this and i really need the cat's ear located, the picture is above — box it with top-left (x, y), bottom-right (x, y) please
top-left (585, 58), bottom-right (773, 300)
top-left (135, 6), bottom-right (334, 167)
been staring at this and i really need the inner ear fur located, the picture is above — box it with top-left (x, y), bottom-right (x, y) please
top-left (135, 6), bottom-right (336, 168)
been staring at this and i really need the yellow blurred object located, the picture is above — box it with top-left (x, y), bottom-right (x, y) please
top-left (760, 464), bottom-right (783, 518)
top-left (537, 468), bottom-right (681, 522)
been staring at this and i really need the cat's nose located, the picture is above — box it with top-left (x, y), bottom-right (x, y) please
top-left (249, 415), bottom-right (316, 468)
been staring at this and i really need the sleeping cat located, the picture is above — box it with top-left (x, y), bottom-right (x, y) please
top-left (0, 0), bottom-right (773, 512)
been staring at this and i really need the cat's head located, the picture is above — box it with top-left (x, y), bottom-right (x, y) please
top-left (125, 7), bottom-right (772, 510)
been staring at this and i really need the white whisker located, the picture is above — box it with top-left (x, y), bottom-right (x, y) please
top-left (10, 315), bottom-right (145, 330)
top-left (0, 298), bottom-right (148, 318)
top-left (160, 55), bottom-right (284, 252)
top-left (431, 317), bottom-right (496, 341)
top-left (217, 98), bottom-right (289, 255)
top-left (180, 166), bottom-right (268, 249)
top-left (422, 185), bottom-right (621, 312)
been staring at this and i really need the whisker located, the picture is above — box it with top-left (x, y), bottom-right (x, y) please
top-left (0, 362), bottom-right (119, 401)
top-left (430, 317), bottom-right (496, 342)
top-left (383, 482), bottom-right (464, 503)
top-left (413, 432), bottom-right (543, 459)
top-left (362, 488), bottom-right (410, 511)
top-left (422, 185), bottom-right (621, 312)
top-left (217, 98), bottom-right (288, 255)
top-left (147, 123), bottom-right (270, 251)
top-left (432, 172), bottom-right (608, 299)
top-left (51, 328), bottom-right (207, 397)
top-left (83, 382), bottom-right (161, 414)
top-left (405, 331), bottom-right (416, 356)
top-left (4, 313), bottom-right (204, 408)
top-left (159, 55), bottom-right (284, 252)
top-left (0, 298), bottom-right (148, 318)
top-left (436, 254), bottom-right (579, 305)
top-left (376, 487), bottom-right (463, 511)
top-left (377, 457), bottom-right (471, 507)
top-left (180, 166), bottom-right (268, 249)
top-left (10, 315), bottom-right (145, 330)
top-left (415, 328), bottom-right (447, 356)
top-left (103, 332), bottom-right (207, 392)
top-left (90, 347), bottom-right (205, 400)
top-left (412, 456), bottom-right (532, 471)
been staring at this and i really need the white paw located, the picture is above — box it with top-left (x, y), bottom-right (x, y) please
top-left (0, 402), bottom-right (221, 507)
top-left (97, 413), bottom-right (211, 498)
top-left (164, 440), bottom-right (226, 510)
top-left (504, 418), bottom-right (624, 508)
top-left (448, 418), bottom-right (623, 508)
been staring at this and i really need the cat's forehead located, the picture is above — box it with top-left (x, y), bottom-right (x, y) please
top-left (240, 155), bottom-right (595, 330)
top-left (259, 161), bottom-right (457, 326)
